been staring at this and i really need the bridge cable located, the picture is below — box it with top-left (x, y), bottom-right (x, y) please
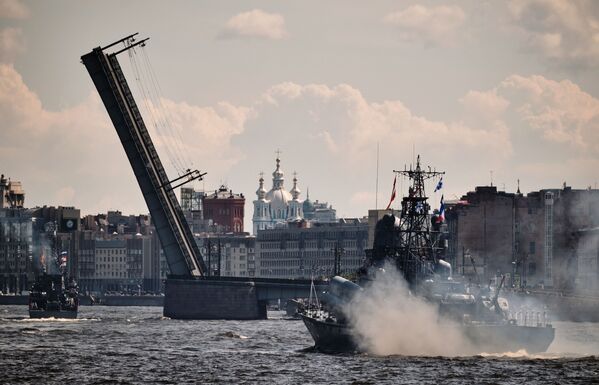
top-left (139, 46), bottom-right (193, 173)
top-left (140, 46), bottom-right (193, 170)
top-left (126, 43), bottom-right (186, 175)
top-left (133, 45), bottom-right (188, 175)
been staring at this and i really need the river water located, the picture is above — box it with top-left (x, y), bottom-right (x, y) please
top-left (1, 305), bottom-right (598, 384)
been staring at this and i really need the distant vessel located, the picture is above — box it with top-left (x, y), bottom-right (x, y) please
top-left (29, 274), bottom-right (79, 319)
top-left (300, 156), bottom-right (555, 354)
top-left (29, 228), bottom-right (78, 318)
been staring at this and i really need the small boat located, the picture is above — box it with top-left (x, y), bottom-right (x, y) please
top-left (29, 274), bottom-right (79, 319)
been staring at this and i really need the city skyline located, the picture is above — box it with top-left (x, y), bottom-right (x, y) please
top-left (1, 1), bottom-right (599, 233)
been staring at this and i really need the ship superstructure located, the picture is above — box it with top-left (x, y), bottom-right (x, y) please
top-left (365, 155), bottom-right (445, 285)
top-left (29, 232), bottom-right (78, 318)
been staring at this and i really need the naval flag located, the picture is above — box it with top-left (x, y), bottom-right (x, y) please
top-left (385, 175), bottom-right (397, 210)
top-left (438, 195), bottom-right (446, 223)
top-left (60, 251), bottom-right (68, 268)
top-left (434, 177), bottom-right (443, 192)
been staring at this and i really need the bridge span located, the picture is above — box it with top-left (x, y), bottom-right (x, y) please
top-left (164, 277), bottom-right (328, 319)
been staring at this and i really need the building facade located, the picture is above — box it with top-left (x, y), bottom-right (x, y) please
top-left (0, 174), bottom-right (25, 209)
top-left (303, 191), bottom-right (337, 223)
top-left (255, 219), bottom-right (368, 279)
top-left (446, 185), bottom-right (599, 291)
top-left (574, 228), bottom-right (599, 295)
top-left (180, 186), bottom-right (245, 234)
top-left (180, 187), bottom-right (206, 234)
top-left (195, 233), bottom-right (256, 277)
top-left (0, 208), bottom-right (33, 293)
top-left (77, 233), bottom-right (162, 294)
top-left (203, 186), bottom-right (245, 233)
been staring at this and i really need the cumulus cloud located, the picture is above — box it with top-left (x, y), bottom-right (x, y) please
top-left (148, 99), bottom-right (252, 172)
top-left (502, 75), bottom-right (599, 152)
top-left (458, 74), bottom-right (599, 196)
top-left (468, 75), bottom-right (599, 153)
top-left (508, 0), bottom-right (599, 67)
top-left (258, 82), bottom-right (511, 162)
top-left (3, 56), bottom-right (597, 226)
top-left (0, 27), bottom-right (24, 63)
top-left (0, 63), bottom-right (252, 214)
top-left (460, 90), bottom-right (510, 120)
top-left (384, 4), bottom-right (466, 46)
top-left (220, 9), bottom-right (287, 40)
top-left (0, 0), bottom-right (28, 19)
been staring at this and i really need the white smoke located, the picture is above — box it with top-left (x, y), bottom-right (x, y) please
top-left (344, 267), bottom-right (473, 356)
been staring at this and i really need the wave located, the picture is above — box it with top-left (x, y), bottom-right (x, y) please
top-left (479, 349), bottom-right (593, 359)
top-left (218, 331), bottom-right (249, 339)
top-left (16, 317), bottom-right (100, 322)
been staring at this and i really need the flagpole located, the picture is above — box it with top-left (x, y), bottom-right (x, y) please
top-left (375, 142), bottom-right (379, 210)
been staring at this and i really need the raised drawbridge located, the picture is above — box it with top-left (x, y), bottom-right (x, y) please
top-left (81, 34), bottom-right (205, 278)
top-left (81, 34), bottom-right (322, 319)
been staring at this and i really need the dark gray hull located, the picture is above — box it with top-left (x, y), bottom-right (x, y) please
top-left (301, 314), bottom-right (555, 354)
top-left (463, 323), bottom-right (555, 354)
top-left (300, 314), bottom-right (357, 353)
top-left (29, 309), bottom-right (78, 319)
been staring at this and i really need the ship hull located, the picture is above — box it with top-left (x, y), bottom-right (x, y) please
top-left (463, 323), bottom-right (555, 354)
top-left (300, 314), bottom-right (357, 353)
top-left (301, 314), bottom-right (554, 354)
top-left (29, 309), bottom-right (78, 319)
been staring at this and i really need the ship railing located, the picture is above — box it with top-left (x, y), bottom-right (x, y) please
top-left (303, 303), bottom-right (335, 321)
top-left (508, 310), bottom-right (551, 327)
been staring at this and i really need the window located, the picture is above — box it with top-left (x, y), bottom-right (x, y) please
top-left (529, 241), bottom-right (536, 255)
top-left (528, 262), bottom-right (536, 276)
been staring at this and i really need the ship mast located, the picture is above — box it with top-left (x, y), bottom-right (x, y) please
top-left (393, 155), bottom-right (445, 285)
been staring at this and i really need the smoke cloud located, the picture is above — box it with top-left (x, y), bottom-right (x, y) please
top-left (343, 266), bottom-right (599, 357)
top-left (345, 268), bottom-right (473, 356)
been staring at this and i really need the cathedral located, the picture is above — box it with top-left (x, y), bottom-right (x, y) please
top-left (252, 155), bottom-right (338, 234)
top-left (252, 156), bottom-right (304, 234)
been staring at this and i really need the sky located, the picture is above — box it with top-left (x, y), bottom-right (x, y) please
top-left (1, 0), bottom-right (598, 233)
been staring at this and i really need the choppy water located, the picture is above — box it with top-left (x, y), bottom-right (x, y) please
top-left (0, 305), bottom-right (598, 384)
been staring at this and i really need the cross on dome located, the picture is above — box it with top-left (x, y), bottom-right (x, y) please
top-left (291, 171), bottom-right (301, 200)
top-left (272, 151), bottom-right (285, 188)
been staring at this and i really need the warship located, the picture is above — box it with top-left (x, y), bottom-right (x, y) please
top-left (29, 232), bottom-right (79, 318)
top-left (300, 156), bottom-right (555, 354)
top-left (29, 273), bottom-right (79, 319)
